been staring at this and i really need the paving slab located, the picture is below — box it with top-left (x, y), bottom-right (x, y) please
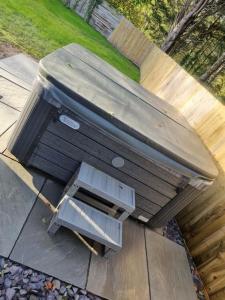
top-left (0, 102), bottom-right (20, 136)
top-left (145, 229), bottom-right (196, 300)
top-left (0, 124), bottom-right (16, 153)
top-left (0, 67), bottom-right (32, 91)
top-left (87, 219), bottom-right (150, 300)
top-left (10, 179), bottom-right (91, 289)
top-left (0, 54), bottom-right (38, 86)
top-left (0, 76), bottom-right (29, 111)
top-left (0, 154), bottom-right (45, 257)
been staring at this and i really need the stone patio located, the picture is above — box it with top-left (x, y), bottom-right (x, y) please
top-left (0, 53), bottom-right (198, 300)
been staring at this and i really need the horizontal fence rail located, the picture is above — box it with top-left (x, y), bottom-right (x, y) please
top-left (140, 45), bottom-right (225, 300)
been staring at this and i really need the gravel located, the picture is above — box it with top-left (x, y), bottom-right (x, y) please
top-left (0, 256), bottom-right (103, 299)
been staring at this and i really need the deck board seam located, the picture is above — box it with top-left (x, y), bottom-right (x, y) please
top-left (8, 177), bottom-right (47, 258)
top-left (0, 121), bottom-right (17, 139)
top-left (0, 98), bottom-right (22, 112)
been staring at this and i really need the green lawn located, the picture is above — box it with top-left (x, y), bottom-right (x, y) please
top-left (0, 0), bottom-right (139, 81)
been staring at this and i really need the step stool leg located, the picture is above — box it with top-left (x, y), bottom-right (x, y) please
top-left (63, 169), bottom-right (80, 197)
top-left (47, 214), bottom-right (61, 235)
top-left (66, 182), bottom-right (80, 197)
top-left (118, 211), bottom-right (129, 221)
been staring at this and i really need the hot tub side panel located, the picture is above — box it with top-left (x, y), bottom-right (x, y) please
top-left (8, 80), bottom-right (196, 225)
top-left (8, 81), bottom-right (58, 164)
top-left (24, 104), bottom-right (191, 222)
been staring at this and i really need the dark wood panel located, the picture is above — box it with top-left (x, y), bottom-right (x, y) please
top-left (8, 90), bottom-right (54, 163)
top-left (32, 144), bottom-right (163, 215)
top-left (149, 185), bottom-right (201, 227)
top-left (31, 147), bottom-right (162, 216)
top-left (38, 131), bottom-right (171, 207)
top-left (34, 143), bottom-right (78, 171)
top-left (50, 117), bottom-right (182, 187)
top-left (132, 208), bottom-right (153, 221)
top-left (29, 154), bottom-right (73, 182)
top-left (48, 121), bottom-right (176, 198)
top-left (136, 195), bottom-right (161, 214)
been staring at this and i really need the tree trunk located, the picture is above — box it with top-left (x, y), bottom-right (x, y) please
top-left (200, 52), bottom-right (225, 82)
top-left (161, 0), bottom-right (210, 53)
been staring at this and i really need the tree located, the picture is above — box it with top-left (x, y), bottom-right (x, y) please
top-left (200, 52), bottom-right (225, 82)
top-left (161, 0), bottom-right (211, 53)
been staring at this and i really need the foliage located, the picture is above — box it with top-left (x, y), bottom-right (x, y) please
top-left (107, 0), bottom-right (146, 29)
top-left (108, 0), bottom-right (225, 102)
top-left (0, 0), bottom-right (139, 81)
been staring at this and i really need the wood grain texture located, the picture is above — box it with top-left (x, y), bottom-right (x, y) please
top-left (145, 229), bottom-right (196, 300)
top-left (108, 18), bottom-right (154, 66)
top-left (56, 196), bottom-right (122, 251)
top-left (89, 0), bottom-right (122, 37)
top-left (35, 131), bottom-right (170, 206)
top-left (48, 121), bottom-right (177, 198)
top-left (138, 42), bottom-right (225, 297)
top-left (149, 185), bottom-right (201, 227)
top-left (0, 154), bottom-right (45, 257)
top-left (86, 219), bottom-right (150, 300)
top-left (76, 162), bottom-right (135, 212)
top-left (40, 47), bottom-right (212, 178)
top-left (211, 288), bottom-right (225, 300)
top-left (53, 110), bottom-right (182, 186)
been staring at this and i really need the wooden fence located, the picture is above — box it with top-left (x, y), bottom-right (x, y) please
top-left (140, 45), bottom-right (225, 299)
top-left (62, 0), bottom-right (122, 37)
top-left (108, 18), bottom-right (154, 66)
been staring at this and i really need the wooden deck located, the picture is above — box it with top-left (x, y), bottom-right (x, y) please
top-left (0, 54), bottom-right (197, 300)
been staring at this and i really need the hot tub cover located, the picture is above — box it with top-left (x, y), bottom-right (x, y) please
top-left (38, 44), bottom-right (218, 180)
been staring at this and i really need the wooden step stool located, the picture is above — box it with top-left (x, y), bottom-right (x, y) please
top-left (48, 162), bottom-right (135, 256)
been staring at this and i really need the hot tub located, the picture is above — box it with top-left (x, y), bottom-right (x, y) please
top-left (8, 44), bottom-right (218, 227)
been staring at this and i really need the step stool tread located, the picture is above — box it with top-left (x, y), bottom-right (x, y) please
top-left (58, 196), bottom-right (122, 251)
top-left (76, 162), bottom-right (135, 212)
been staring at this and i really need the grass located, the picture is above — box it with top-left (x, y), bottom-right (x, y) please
top-left (0, 0), bottom-right (139, 81)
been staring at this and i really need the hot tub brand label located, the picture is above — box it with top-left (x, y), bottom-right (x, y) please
top-left (138, 215), bottom-right (149, 223)
top-left (59, 115), bottom-right (80, 130)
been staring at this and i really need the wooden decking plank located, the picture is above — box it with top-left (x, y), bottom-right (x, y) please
top-left (145, 229), bottom-right (196, 300)
top-left (54, 113), bottom-right (182, 186)
top-left (48, 121), bottom-right (177, 198)
top-left (86, 219), bottom-right (150, 300)
top-left (38, 131), bottom-right (170, 206)
top-left (56, 197), bottom-right (122, 251)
